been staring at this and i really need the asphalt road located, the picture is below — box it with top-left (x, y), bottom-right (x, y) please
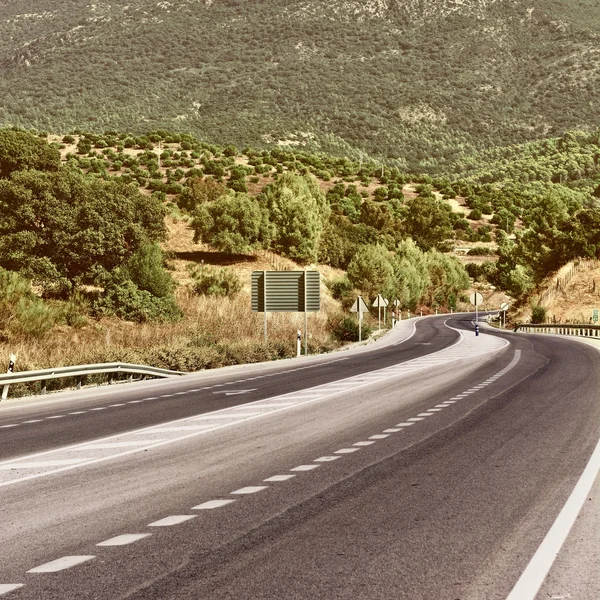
top-left (0, 316), bottom-right (460, 460)
top-left (1, 315), bottom-right (600, 599)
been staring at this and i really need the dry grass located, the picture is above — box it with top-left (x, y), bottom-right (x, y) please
top-left (1, 252), bottom-right (345, 376)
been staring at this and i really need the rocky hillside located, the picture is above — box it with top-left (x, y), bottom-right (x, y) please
top-left (0, 0), bottom-right (598, 171)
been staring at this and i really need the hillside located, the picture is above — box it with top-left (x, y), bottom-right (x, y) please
top-left (0, 0), bottom-right (599, 170)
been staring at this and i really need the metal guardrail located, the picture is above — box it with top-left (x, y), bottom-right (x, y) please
top-left (0, 362), bottom-right (185, 399)
top-left (514, 323), bottom-right (600, 338)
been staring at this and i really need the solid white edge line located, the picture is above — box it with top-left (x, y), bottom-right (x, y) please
top-left (505, 435), bottom-right (600, 600)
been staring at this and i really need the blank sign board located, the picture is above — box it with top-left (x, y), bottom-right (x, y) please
top-left (251, 271), bottom-right (320, 313)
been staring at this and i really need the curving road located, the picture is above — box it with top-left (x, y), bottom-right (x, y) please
top-left (1, 315), bottom-right (600, 599)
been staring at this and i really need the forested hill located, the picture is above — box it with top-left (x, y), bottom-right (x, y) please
top-left (0, 0), bottom-right (599, 171)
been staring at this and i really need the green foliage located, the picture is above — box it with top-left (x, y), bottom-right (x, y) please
top-left (0, 129), bottom-right (60, 178)
top-left (125, 242), bottom-right (175, 298)
top-left (62, 290), bottom-right (90, 329)
top-left (327, 276), bottom-right (354, 301)
top-left (423, 250), bottom-right (471, 306)
top-left (189, 264), bottom-right (243, 297)
top-left (467, 246), bottom-right (495, 256)
top-left (261, 172), bottom-right (330, 264)
top-left (531, 304), bottom-right (547, 324)
top-left (0, 267), bottom-right (58, 338)
top-left (0, 168), bottom-right (167, 291)
top-left (403, 195), bottom-right (454, 252)
top-left (177, 177), bottom-right (226, 212)
top-left (328, 314), bottom-right (372, 343)
top-left (191, 192), bottom-right (272, 254)
top-left (0, 1), bottom-right (599, 173)
top-left (93, 279), bottom-right (182, 323)
top-left (347, 244), bottom-right (395, 299)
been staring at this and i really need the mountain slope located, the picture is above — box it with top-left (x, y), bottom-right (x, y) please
top-left (0, 0), bottom-right (598, 170)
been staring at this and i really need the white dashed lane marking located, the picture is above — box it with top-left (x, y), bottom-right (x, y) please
top-left (0, 342), bottom-right (514, 488)
top-left (27, 555), bottom-right (95, 573)
top-left (290, 465), bottom-right (321, 471)
top-left (148, 515), bottom-right (196, 527)
top-left (231, 486), bottom-right (269, 494)
top-left (1, 350), bottom-right (524, 593)
top-left (193, 499), bottom-right (236, 510)
top-left (97, 534), bottom-right (151, 547)
top-left (0, 585), bottom-right (23, 595)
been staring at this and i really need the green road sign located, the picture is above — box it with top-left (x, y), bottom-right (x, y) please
top-left (251, 271), bottom-right (320, 313)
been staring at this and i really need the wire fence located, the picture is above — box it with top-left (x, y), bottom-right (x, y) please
top-left (539, 259), bottom-right (598, 306)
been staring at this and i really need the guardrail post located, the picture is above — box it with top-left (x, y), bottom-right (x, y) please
top-left (76, 377), bottom-right (82, 390)
top-left (41, 380), bottom-right (47, 395)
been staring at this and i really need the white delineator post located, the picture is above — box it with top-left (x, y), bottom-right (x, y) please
top-left (1, 354), bottom-right (16, 401)
top-left (297, 330), bottom-right (301, 357)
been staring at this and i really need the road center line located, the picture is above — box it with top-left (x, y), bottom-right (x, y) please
top-left (28, 556), bottom-right (95, 573)
top-left (0, 585), bottom-right (24, 596)
top-left (148, 515), bottom-right (196, 527)
top-left (97, 534), bottom-right (151, 546)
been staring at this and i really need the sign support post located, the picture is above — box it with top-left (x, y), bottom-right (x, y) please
top-left (252, 270), bottom-right (320, 355)
top-left (304, 271), bottom-right (308, 356)
top-left (500, 302), bottom-right (509, 329)
top-left (470, 292), bottom-right (484, 336)
top-left (263, 270), bottom-right (268, 343)
top-left (350, 296), bottom-right (369, 343)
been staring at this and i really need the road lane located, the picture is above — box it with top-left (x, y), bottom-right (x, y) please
top-left (2, 321), bottom-right (599, 599)
top-left (0, 316), bottom-right (459, 460)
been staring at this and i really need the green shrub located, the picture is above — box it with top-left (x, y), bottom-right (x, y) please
top-left (531, 304), bottom-right (546, 324)
top-left (467, 246), bottom-right (495, 256)
top-left (0, 267), bottom-right (59, 338)
top-left (327, 276), bottom-right (354, 300)
top-left (125, 243), bottom-right (175, 298)
top-left (94, 279), bottom-right (182, 322)
top-left (189, 264), bottom-right (243, 297)
top-left (62, 290), bottom-right (90, 328)
top-left (329, 314), bottom-right (372, 342)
